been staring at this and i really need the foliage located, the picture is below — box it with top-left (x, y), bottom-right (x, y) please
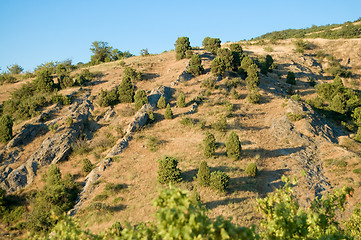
top-left (82, 158), bottom-right (94, 174)
top-left (134, 90), bottom-right (148, 111)
top-left (355, 127), bottom-right (361, 142)
top-left (185, 49), bottom-right (193, 59)
top-left (74, 69), bottom-right (94, 86)
top-left (188, 54), bottom-right (204, 76)
top-left (146, 136), bottom-right (162, 152)
top-left (203, 132), bottom-right (216, 158)
top-left (123, 66), bottom-right (142, 82)
top-left (245, 64), bottom-right (260, 91)
top-left (177, 92), bottom-right (186, 108)
top-left (57, 63), bottom-right (73, 89)
top-left (257, 176), bottom-right (353, 239)
top-left (26, 165), bottom-right (78, 233)
top-left (226, 131), bottom-right (241, 159)
top-left (98, 88), bottom-right (119, 107)
top-left (197, 160), bottom-right (210, 186)
top-left (294, 39), bottom-right (312, 54)
top-left (140, 48), bottom-right (149, 56)
top-left (287, 112), bottom-right (305, 122)
top-left (217, 48), bottom-right (234, 71)
top-left (259, 55), bottom-right (274, 75)
top-left (210, 171), bottom-right (230, 193)
top-left (175, 37), bottom-right (191, 60)
top-left (157, 95), bottom-right (166, 109)
top-left (352, 107), bottom-right (361, 126)
top-left (0, 115), bottom-right (13, 143)
top-left (90, 41), bottom-right (132, 65)
top-left (157, 156), bottom-right (182, 184)
top-left (210, 57), bottom-right (226, 76)
top-left (0, 72), bottom-right (17, 85)
top-left (164, 103), bottom-right (173, 119)
top-left (201, 77), bottom-right (217, 90)
top-left (212, 115), bottom-right (227, 132)
top-left (7, 64), bottom-right (24, 75)
top-left (34, 68), bottom-right (55, 92)
top-left (286, 71), bottom-right (296, 85)
top-left (229, 43), bottom-right (243, 53)
top-left (344, 205), bottom-right (361, 239)
top-left (240, 54), bottom-right (254, 71)
top-left (203, 37), bottom-right (221, 54)
top-left (118, 75), bottom-right (134, 103)
top-left (245, 163), bottom-right (258, 177)
top-left (51, 94), bottom-right (71, 105)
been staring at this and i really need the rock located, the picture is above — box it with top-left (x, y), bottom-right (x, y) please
top-left (148, 86), bottom-right (171, 107)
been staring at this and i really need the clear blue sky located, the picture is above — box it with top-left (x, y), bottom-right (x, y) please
top-left (1, 0), bottom-right (360, 72)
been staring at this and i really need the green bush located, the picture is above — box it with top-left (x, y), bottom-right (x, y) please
top-left (290, 94), bottom-right (301, 101)
top-left (188, 54), bottom-right (204, 76)
top-left (212, 116), bottom-right (227, 132)
top-left (134, 90), bottom-right (148, 111)
top-left (226, 131), bottom-right (241, 159)
top-left (247, 89), bottom-right (261, 104)
top-left (203, 132), bottom-right (216, 158)
top-left (245, 64), bottom-right (259, 91)
top-left (175, 37), bottom-right (191, 60)
top-left (197, 160), bottom-right (210, 186)
top-left (0, 115), bottom-right (13, 143)
top-left (294, 39), bottom-right (311, 54)
top-left (164, 103), bottom-right (173, 119)
top-left (123, 67), bottom-right (142, 82)
top-left (74, 69), bottom-right (94, 86)
top-left (287, 112), bottom-right (305, 122)
top-left (217, 48), bottom-right (234, 71)
top-left (98, 88), bottom-right (119, 107)
top-left (286, 71), bottom-right (296, 85)
top-left (185, 50), bottom-right (193, 59)
top-left (34, 68), bottom-right (55, 92)
top-left (352, 107), bottom-right (361, 126)
top-left (245, 163), bottom-right (258, 177)
top-left (210, 171), bottom-right (230, 192)
top-left (177, 92), bottom-right (186, 108)
top-left (201, 77), bottom-right (217, 90)
top-left (82, 158), bottom-right (94, 174)
top-left (203, 37), bottom-right (221, 54)
top-left (118, 75), bottom-right (135, 103)
top-left (211, 57), bottom-right (226, 76)
top-left (157, 95), bottom-right (166, 109)
top-left (229, 43), bottom-right (243, 53)
top-left (157, 156), bottom-right (182, 184)
top-left (51, 94), bottom-right (71, 105)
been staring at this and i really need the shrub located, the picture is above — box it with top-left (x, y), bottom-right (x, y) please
top-left (157, 156), bottom-right (182, 184)
top-left (203, 37), bottom-right (221, 54)
top-left (240, 55), bottom-right (254, 71)
top-left (212, 116), bottom-right (227, 132)
top-left (177, 92), bottom-right (186, 108)
top-left (118, 75), bottom-right (134, 103)
top-left (352, 107), bottom-right (361, 126)
top-left (164, 103), bottom-right (173, 119)
top-left (157, 95), bottom-right (166, 109)
top-left (7, 64), bottom-right (23, 75)
top-left (247, 89), bottom-right (261, 104)
top-left (203, 132), bottom-right (216, 158)
top-left (333, 75), bottom-right (344, 87)
top-left (245, 64), bottom-right (259, 91)
top-left (329, 94), bottom-right (346, 114)
top-left (217, 48), bottom-right (234, 71)
top-left (146, 136), bottom-right (162, 152)
top-left (226, 131), bottom-right (241, 160)
top-left (229, 43), bottom-right (243, 53)
top-left (287, 112), bottom-right (305, 122)
top-left (98, 88), bottom-right (119, 107)
top-left (355, 127), bottom-right (361, 142)
top-left (185, 50), bottom-right (193, 59)
top-left (140, 48), bottom-right (149, 57)
top-left (90, 41), bottom-right (112, 65)
top-left (290, 94), bottom-right (301, 101)
top-left (294, 39), bottom-right (311, 54)
top-left (190, 187), bottom-right (201, 205)
top-left (210, 171), bottom-right (230, 192)
top-left (175, 37), bottom-right (191, 60)
top-left (82, 158), bottom-right (94, 174)
top-left (211, 57), bottom-right (226, 76)
top-left (134, 90), bottom-right (148, 111)
top-left (0, 115), bottom-right (13, 143)
top-left (286, 71), bottom-right (296, 85)
top-left (197, 160), bottom-right (210, 186)
top-left (66, 117), bottom-right (73, 127)
top-left (201, 77), bottom-right (217, 90)
top-left (34, 68), bottom-right (55, 92)
top-left (123, 67), bottom-right (142, 82)
top-left (245, 163), bottom-right (258, 177)
top-left (188, 54), bottom-right (204, 76)
top-left (74, 69), bottom-right (94, 86)
top-left (51, 94), bottom-right (71, 105)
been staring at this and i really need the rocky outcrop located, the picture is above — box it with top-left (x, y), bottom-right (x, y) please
top-left (269, 99), bottom-right (340, 197)
top-left (0, 96), bottom-right (93, 193)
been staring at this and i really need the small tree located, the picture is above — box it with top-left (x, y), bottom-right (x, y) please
top-left (118, 76), bottom-right (135, 103)
top-left (157, 95), bottom-right (166, 109)
top-left (286, 71), bottom-right (296, 85)
top-left (7, 64), bottom-right (23, 75)
top-left (245, 163), bottom-right (258, 177)
top-left (35, 68), bottom-right (55, 92)
top-left (164, 103), bottom-right (173, 119)
top-left (82, 158), bottom-right (94, 174)
top-left (247, 89), bottom-right (261, 104)
top-left (229, 43), bottom-right (243, 53)
top-left (197, 160), bottom-right (210, 186)
top-left (240, 55), bottom-right (254, 71)
top-left (226, 131), bottom-right (241, 160)
top-left (211, 57), bottom-right (226, 76)
top-left (203, 37), bottom-right (221, 54)
top-left (217, 48), bottom-right (234, 71)
top-left (157, 156), bottom-right (182, 184)
top-left (175, 37), bottom-right (191, 60)
top-left (203, 132), bottom-right (216, 158)
top-left (90, 41), bottom-right (112, 65)
top-left (210, 171), bottom-right (230, 192)
top-left (333, 75), bottom-right (344, 87)
top-left (177, 92), bottom-right (186, 108)
top-left (0, 115), bottom-right (13, 143)
top-left (188, 54), bottom-right (204, 76)
top-left (134, 90), bottom-right (148, 111)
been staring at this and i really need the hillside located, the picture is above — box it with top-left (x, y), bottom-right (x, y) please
top-left (1, 36), bottom-right (361, 238)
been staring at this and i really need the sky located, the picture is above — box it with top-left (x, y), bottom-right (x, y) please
top-left (1, 0), bottom-right (360, 72)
